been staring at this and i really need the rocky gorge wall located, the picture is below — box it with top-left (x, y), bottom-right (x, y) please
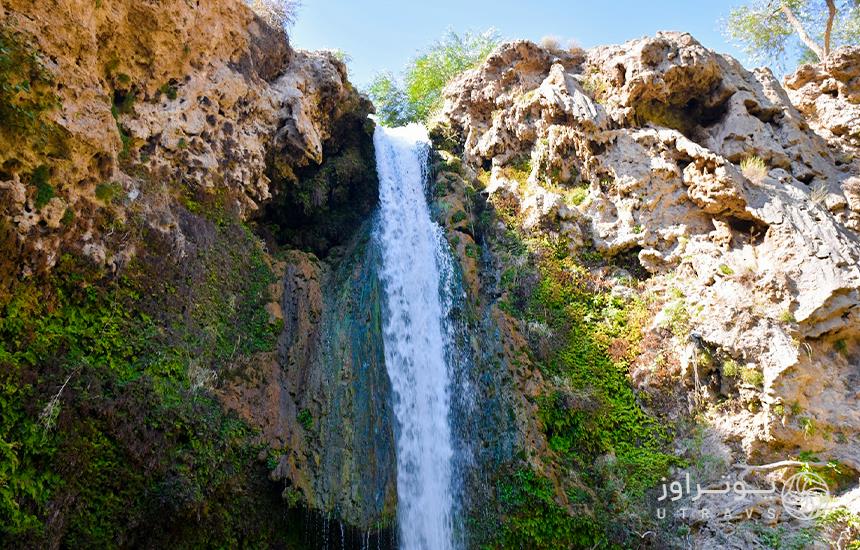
top-left (3, 0), bottom-right (860, 547)
top-left (0, 0), bottom-right (390, 546)
top-left (427, 32), bottom-right (860, 548)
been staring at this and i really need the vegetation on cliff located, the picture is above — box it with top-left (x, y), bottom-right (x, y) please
top-left (367, 29), bottom-right (500, 126)
top-left (0, 213), bottom-right (298, 546)
top-left (429, 154), bottom-right (681, 548)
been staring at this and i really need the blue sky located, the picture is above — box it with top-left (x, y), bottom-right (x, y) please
top-left (290, 0), bottom-right (755, 88)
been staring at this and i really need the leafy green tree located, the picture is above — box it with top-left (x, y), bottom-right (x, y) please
top-left (367, 71), bottom-right (415, 127)
top-left (725, 0), bottom-right (860, 68)
top-left (366, 28), bottom-right (501, 126)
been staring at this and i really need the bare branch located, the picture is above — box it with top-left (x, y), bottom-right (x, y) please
top-left (824, 0), bottom-right (838, 57)
top-left (779, 1), bottom-right (825, 60)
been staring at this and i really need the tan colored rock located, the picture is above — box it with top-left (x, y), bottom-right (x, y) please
top-left (786, 46), bottom-right (860, 152)
top-left (440, 32), bottom-right (860, 538)
top-left (1, 0), bottom-right (363, 278)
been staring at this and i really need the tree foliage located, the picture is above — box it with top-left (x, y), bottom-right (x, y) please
top-left (366, 28), bottom-right (501, 126)
top-left (725, 0), bottom-right (860, 69)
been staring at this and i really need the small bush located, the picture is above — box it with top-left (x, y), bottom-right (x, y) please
top-left (539, 35), bottom-right (562, 52)
top-left (95, 182), bottom-right (122, 203)
top-left (722, 358), bottom-right (740, 378)
top-left (30, 165), bottom-right (54, 209)
top-left (297, 409), bottom-right (313, 431)
top-left (740, 155), bottom-right (768, 181)
top-left (245, 0), bottom-right (301, 28)
top-left (567, 186), bottom-right (588, 206)
top-left (567, 39), bottom-right (585, 56)
top-left (158, 83), bottom-right (178, 101)
top-left (450, 210), bottom-right (468, 224)
top-left (740, 366), bottom-right (764, 387)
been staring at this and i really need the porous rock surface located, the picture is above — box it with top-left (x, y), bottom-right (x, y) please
top-left (1, 0), bottom-right (361, 278)
top-left (440, 31), bottom-right (860, 541)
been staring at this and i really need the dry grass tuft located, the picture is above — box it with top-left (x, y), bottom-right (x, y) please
top-left (740, 155), bottom-right (768, 182)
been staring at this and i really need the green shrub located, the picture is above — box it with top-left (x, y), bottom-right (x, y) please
top-left (567, 186), bottom-right (588, 206)
top-left (496, 469), bottom-right (603, 549)
top-left (722, 358), bottom-right (740, 378)
top-left (297, 409), bottom-right (313, 431)
top-left (94, 182), bottom-right (122, 203)
top-left (30, 165), bottom-right (54, 209)
top-left (158, 82), bottom-right (178, 100)
top-left (740, 366), bottom-right (764, 387)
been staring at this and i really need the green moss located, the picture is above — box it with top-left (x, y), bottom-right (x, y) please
top-left (581, 71), bottom-right (608, 103)
top-left (0, 27), bottom-right (59, 142)
top-left (450, 210), bottom-right (468, 224)
top-left (718, 263), bottom-right (734, 276)
top-left (485, 206), bottom-right (681, 545)
top-left (0, 217), bottom-right (289, 546)
top-left (94, 182), bottom-right (122, 203)
top-left (29, 165), bottom-right (54, 209)
top-left (496, 469), bottom-right (604, 549)
top-left (297, 409), bottom-right (313, 431)
top-left (158, 82), bottom-right (178, 101)
top-left (568, 186), bottom-right (588, 206)
top-left (740, 366), bottom-right (764, 387)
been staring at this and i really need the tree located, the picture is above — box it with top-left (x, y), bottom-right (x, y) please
top-left (367, 72), bottom-right (416, 127)
top-left (366, 28), bottom-right (501, 127)
top-left (725, 0), bottom-right (860, 68)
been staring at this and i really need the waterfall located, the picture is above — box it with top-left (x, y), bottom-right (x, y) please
top-left (374, 123), bottom-right (458, 550)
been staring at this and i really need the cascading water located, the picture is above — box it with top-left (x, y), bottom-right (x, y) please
top-left (374, 123), bottom-right (460, 550)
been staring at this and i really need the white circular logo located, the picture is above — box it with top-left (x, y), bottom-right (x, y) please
top-left (781, 471), bottom-right (830, 520)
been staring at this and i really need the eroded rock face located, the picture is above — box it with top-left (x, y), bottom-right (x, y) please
top-left (0, 0), bottom-right (365, 280)
top-left (439, 31), bottom-right (860, 544)
top-left (1, 0), bottom-right (386, 535)
top-left (786, 46), bottom-right (860, 153)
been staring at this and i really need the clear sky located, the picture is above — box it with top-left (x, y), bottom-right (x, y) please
top-left (289, 0), bottom-right (756, 88)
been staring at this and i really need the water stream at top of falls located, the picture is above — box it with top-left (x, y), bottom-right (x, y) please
top-left (374, 123), bottom-right (458, 550)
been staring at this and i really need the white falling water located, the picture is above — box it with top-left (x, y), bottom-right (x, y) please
top-left (374, 123), bottom-right (456, 550)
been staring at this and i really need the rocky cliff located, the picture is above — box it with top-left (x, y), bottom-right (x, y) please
top-left (429, 32), bottom-right (860, 548)
top-left (0, 0), bottom-right (385, 547)
top-left (3, 1), bottom-right (860, 547)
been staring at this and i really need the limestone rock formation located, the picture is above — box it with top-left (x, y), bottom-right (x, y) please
top-left (438, 31), bottom-right (860, 546)
top-left (0, 0), bottom-right (384, 544)
top-left (1, 0), bottom-right (363, 281)
top-left (786, 46), bottom-right (860, 153)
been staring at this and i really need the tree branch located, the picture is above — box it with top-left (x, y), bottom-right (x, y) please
top-left (824, 0), bottom-right (838, 58)
top-left (779, 2), bottom-right (825, 60)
